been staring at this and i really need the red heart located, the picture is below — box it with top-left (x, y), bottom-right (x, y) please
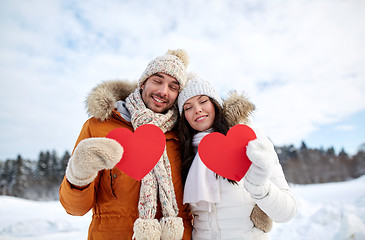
top-left (106, 124), bottom-right (165, 180)
top-left (198, 124), bottom-right (256, 181)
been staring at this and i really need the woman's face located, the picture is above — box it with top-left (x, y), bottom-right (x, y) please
top-left (183, 95), bottom-right (215, 132)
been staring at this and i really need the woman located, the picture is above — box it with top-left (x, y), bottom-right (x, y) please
top-left (177, 73), bottom-right (297, 239)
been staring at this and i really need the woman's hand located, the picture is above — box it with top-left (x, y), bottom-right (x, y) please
top-left (244, 129), bottom-right (278, 199)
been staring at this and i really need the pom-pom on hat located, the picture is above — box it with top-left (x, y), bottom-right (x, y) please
top-left (139, 49), bottom-right (190, 91)
top-left (178, 72), bottom-right (223, 115)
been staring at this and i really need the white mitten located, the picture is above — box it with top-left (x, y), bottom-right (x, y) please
top-left (65, 138), bottom-right (124, 187)
top-left (244, 129), bottom-right (277, 199)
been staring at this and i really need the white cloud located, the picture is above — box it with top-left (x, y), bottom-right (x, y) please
top-left (334, 125), bottom-right (356, 131)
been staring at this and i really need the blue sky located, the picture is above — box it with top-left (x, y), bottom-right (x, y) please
top-left (0, 0), bottom-right (364, 160)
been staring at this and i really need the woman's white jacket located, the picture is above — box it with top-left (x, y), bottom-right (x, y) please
top-left (188, 155), bottom-right (296, 240)
top-left (186, 92), bottom-right (297, 240)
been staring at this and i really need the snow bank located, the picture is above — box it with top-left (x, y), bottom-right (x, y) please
top-left (0, 196), bottom-right (91, 239)
top-left (270, 175), bottom-right (365, 240)
top-left (1, 176), bottom-right (365, 239)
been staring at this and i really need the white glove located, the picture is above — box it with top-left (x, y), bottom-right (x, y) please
top-left (65, 138), bottom-right (124, 187)
top-left (244, 129), bottom-right (278, 199)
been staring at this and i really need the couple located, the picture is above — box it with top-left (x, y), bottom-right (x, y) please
top-left (59, 49), bottom-right (297, 240)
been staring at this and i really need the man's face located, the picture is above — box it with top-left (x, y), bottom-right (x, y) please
top-left (140, 73), bottom-right (180, 113)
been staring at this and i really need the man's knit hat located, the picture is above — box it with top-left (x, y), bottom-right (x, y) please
top-left (178, 72), bottom-right (223, 114)
top-left (139, 49), bottom-right (190, 91)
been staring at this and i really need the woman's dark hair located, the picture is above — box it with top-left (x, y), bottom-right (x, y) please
top-left (178, 97), bottom-right (236, 186)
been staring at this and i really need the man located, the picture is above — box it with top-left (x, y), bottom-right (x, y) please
top-left (59, 49), bottom-right (192, 240)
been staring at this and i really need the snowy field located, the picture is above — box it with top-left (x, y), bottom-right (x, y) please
top-left (1, 176), bottom-right (365, 240)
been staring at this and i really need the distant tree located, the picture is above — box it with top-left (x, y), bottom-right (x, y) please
top-left (326, 147), bottom-right (335, 156)
top-left (300, 141), bottom-right (307, 150)
top-left (49, 150), bottom-right (59, 181)
top-left (37, 151), bottom-right (52, 178)
top-left (353, 151), bottom-right (365, 178)
top-left (0, 161), bottom-right (6, 195)
top-left (339, 148), bottom-right (348, 158)
top-left (36, 151), bottom-right (47, 178)
top-left (358, 143), bottom-right (365, 153)
top-left (60, 151), bottom-right (70, 175)
top-left (12, 155), bottom-right (32, 198)
top-left (2, 159), bottom-right (16, 195)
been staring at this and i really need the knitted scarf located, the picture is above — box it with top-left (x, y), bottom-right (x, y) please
top-left (125, 89), bottom-right (183, 240)
top-left (183, 130), bottom-right (220, 212)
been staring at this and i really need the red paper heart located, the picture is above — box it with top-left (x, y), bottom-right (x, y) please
top-left (198, 124), bottom-right (257, 181)
top-left (106, 124), bottom-right (165, 180)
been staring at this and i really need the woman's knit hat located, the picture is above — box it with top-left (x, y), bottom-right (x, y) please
top-left (139, 49), bottom-right (190, 91)
top-left (177, 72), bottom-right (223, 114)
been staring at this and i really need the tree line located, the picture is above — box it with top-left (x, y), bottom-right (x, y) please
top-left (276, 142), bottom-right (365, 184)
top-left (0, 150), bottom-right (70, 200)
top-left (1, 142), bottom-right (365, 200)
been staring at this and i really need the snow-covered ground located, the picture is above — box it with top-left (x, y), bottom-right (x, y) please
top-left (1, 176), bottom-right (365, 240)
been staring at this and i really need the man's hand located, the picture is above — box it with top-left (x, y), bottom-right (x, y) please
top-left (65, 138), bottom-right (124, 187)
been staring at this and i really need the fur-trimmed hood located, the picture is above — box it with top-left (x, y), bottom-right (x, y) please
top-left (223, 91), bottom-right (255, 127)
top-left (86, 80), bottom-right (255, 124)
top-left (86, 80), bottom-right (138, 122)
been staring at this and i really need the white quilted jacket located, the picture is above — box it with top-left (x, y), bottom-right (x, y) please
top-left (189, 156), bottom-right (297, 240)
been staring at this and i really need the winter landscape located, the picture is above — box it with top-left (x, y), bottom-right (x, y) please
top-left (1, 0), bottom-right (365, 239)
top-left (0, 175), bottom-right (364, 240)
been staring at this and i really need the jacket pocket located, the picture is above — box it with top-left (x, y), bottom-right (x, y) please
top-left (109, 169), bottom-right (118, 198)
top-left (99, 169), bottom-right (121, 199)
top-left (109, 168), bottom-right (127, 198)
